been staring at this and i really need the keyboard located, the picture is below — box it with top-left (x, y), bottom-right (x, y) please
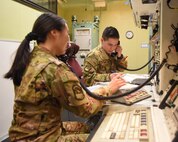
top-left (89, 106), bottom-right (154, 142)
top-left (111, 89), bottom-right (151, 105)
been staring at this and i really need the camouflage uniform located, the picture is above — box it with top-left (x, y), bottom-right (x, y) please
top-left (9, 46), bottom-right (110, 142)
top-left (83, 46), bottom-right (128, 86)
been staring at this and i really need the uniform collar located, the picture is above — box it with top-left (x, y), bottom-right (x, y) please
top-left (98, 46), bottom-right (110, 59)
top-left (33, 46), bottom-right (57, 59)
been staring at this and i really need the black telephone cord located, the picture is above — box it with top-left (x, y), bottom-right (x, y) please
top-left (117, 56), bottom-right (154, 71)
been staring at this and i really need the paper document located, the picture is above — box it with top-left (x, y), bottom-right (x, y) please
top-left (87, 74), bottom-right (149, 92)
top-left (87, 82), bottom-right (138, 92)
top-left (120, 83), bottom-right (138, 90)
top-left (121, 74), bottom-right (149, 83)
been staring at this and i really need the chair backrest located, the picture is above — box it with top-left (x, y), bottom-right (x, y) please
top-left (66, 42), bottom-right (83, 79)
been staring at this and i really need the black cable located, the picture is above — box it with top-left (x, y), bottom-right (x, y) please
top-left (172, 131), bottom-right (178, 142)
top-left (167, 0), bottom-right (178, 9)
top-left (165, 45), bottom-right (173, 60)
top-left (167, 0), bottom-right (174, 9)
top-left (117, 56), bottom-right (154, 71)
top-left (77, 59), bottom-right (167, 100)
top-left (159, 79), bottom-right (177, 109)
top-left (148, 66), bottom-right (153, 74)
top-left (171, 24), bottom-right (177, 31)
top-left (165, 24), bottom-right (178, 60)
top-left (166, 64), bottom-right (178, 73)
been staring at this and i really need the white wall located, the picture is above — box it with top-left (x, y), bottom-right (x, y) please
top-left (0, 40), bottom-right (19, 140)
top-left (0, 0), bottom-right (41, 140)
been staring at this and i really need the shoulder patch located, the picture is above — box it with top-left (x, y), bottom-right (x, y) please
top-left (72, 84), bottom-right (85, 100)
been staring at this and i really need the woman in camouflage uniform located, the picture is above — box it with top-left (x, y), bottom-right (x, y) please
top-left (4, 13), bottom-right (125, 142)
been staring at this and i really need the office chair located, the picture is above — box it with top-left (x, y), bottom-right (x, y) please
top-left (65, 42), bottom-right (83, 79)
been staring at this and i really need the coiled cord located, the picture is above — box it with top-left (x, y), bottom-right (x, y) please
top-left (117, 56), bottom-right (154, 71)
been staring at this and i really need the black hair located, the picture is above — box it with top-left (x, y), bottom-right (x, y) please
top-left (102, 26), bottom-right (120, 40)
top-left (4, 13), bottom-right (66, 86)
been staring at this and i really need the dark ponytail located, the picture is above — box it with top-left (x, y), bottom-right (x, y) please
top-left (4, 13), bottom-right (66, 86)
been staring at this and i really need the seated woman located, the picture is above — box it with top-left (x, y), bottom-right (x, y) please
top-left (4, 13), bottom-right (125, 142)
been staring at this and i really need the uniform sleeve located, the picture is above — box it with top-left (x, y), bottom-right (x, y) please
top-left (51, 63), bottom-right (109, 118)
top-left (83, 56), bottom-right (110, 86)
top-left (115, 55), bottom-right (128, 72)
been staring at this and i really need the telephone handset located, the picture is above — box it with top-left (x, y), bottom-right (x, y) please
top-left (57, 54), bottom-right (68, 63)
top-left (110, 51), bottom-right (124, 59)
top-left (110, 51), bottom-right (118, 57)
top-left (111, 40), bottom-right (121, 57)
